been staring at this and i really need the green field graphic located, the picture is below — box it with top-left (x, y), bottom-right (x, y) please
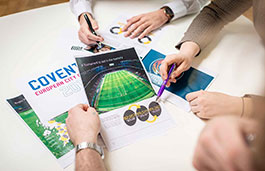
top-left (10, 101), bottom-right (74, 159)
top-left (95, 70), bottom-right (155, 112)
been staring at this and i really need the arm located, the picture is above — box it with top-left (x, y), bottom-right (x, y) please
top-left (164, 0), bottom-right (209, 21)
top-left (161, 0), bottom-right (252, 86)
top-left (177, 0), bottom-right (252, 51)
top-left (76, 149), bottom-right (105, 171)
top-left (66, 104), bottom-right (106, 171)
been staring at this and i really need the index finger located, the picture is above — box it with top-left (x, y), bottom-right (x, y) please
top-left (122, 15), bottom-right (141, 31)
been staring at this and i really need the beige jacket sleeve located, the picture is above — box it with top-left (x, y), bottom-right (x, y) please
top-left (176, 0), bottom-right (252, 51)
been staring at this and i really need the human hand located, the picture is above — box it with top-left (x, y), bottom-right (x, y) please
top-left (159, 41), bottom-right (200, 87)
top-left (66, 104), bottom-right (101, 146)
top-left (186, 90), bottom-right (243, 119)
top-left (78, 13), bottom-right (104, 45)
top-left (193, 116), bottom-right (257, 171)
top-left (122, 9), bottom-right (168, 39)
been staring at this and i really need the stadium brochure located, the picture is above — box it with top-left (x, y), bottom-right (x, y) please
top-left (6, 94), bottom-right (106, 168)
top-left (142, 49), bottom-right (216, 112)
top-left (6, 94), bottom-right (75, 168)
top-left (75, 48), bottom-right (176, 150)
top-left (12, 48), bottom-right (175, 168)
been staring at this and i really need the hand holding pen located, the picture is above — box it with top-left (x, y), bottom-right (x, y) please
top-left (159, 42), bottom-right (200, 87)
top-left (78, 13), bottom-right (104, 45)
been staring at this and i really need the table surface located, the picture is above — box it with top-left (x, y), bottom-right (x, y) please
top-left (0, 1), bottom-right (264, 171)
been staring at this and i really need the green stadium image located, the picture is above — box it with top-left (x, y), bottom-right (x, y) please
top-left (95, 70), bottom-right (154, 112)
top-left (76, 48), bottom-right (156, 113)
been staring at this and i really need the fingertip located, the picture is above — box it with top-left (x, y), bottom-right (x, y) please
top-left (185, 93), bottom-right (191, 101)
top-left (122, 27), bottom-right (127, 32)
top-left (139, 33), bottom-right (145, 39)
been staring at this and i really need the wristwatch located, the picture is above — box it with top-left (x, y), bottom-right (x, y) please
top-left (76, 142), bottom-right (104, 159)
top-left (161, 6), bottom-right (174, 23)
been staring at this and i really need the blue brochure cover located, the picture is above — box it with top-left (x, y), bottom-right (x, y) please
top-left (142, 49), bottom-right (214, 100)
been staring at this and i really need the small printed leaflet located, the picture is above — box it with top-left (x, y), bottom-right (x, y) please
top-left (6, 95), bottom-right (74, 168)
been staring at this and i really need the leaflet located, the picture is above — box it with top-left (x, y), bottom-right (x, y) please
top-left (142, 49), bottom-right (215, 111)
top-left (6, 95), bottom-right (75, 168)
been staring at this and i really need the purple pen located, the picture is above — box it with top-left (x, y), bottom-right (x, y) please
top-left (156, 63), bottom-right (176, 101)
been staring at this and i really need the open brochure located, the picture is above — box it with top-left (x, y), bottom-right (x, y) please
top-left (75, 48), bottom-right (176, 150)
top-left (13, 48), bottom-right (176, 168)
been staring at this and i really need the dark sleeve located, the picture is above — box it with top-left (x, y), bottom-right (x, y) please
top-left (176, 0), bottom-right (252, 52)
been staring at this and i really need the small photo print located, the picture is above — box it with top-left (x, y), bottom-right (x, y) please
top-left (85, 43), bottom-right (116, 53)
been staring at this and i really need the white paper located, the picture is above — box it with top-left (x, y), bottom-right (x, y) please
top-left (99, 96), bottom-right (176, 151)
top-left (17, 60), bottom-right (88, 122)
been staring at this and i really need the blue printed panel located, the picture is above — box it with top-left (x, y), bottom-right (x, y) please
top-left (142, 49), bottom-right (214, 99)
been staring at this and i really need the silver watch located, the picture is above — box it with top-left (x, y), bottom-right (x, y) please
top-left (76, 142), bottom-right (104, 159)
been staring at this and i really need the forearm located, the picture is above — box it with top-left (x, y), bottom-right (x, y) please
top-left (76, 149), bottom-right (106, 171)
top-left (243, 95), bottom-right (265, 119)
top-left (176, 0), bottom-right (252, 51)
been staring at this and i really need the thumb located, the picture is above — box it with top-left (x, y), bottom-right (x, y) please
top-left (160, 55), bottom-right (178, 80)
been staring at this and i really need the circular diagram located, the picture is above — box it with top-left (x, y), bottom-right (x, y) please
top-left (110, 26), bottom-right (123, 35)
top-left (123, 101), bottom-right (162, 126)
top-left (138, 36), bottom-right (152, 44)
top-left (150, 59), bottom-right (185, 81)
top-left (136, 105), bottom-right (149, 121)
top-left (149, 101), bottom-right (161, 117)
top-left (123, 110), bottom-right (137, 126)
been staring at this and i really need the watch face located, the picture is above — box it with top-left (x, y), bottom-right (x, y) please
top-left (165, 7), bottom-right (174, 19)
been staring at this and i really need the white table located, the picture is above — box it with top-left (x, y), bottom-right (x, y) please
top-left (0, 1), bottom-right (264, 171)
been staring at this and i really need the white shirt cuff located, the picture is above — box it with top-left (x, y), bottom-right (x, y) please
top-left (70, 0), bottom-right (93, 20)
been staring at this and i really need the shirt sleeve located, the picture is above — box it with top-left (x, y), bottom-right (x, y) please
top-left (163, 0), bottom-right (209, 21)
top-left (69, 0), bottom-right (93, 20)
top-left (176, 0), bottom-right (252, 52)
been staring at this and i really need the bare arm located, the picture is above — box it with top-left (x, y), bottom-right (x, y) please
top-left (76, 149), bottom-right (105, 171)
top-left (66, 104), bottom-right (106, 171)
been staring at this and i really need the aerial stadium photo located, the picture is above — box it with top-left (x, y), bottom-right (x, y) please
top-left (76, 48), bottom-right (155, 113)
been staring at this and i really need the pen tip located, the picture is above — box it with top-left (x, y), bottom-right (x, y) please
top-left (156, 96), bottom-right (160, 102)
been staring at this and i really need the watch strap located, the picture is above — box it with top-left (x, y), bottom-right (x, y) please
top-left (76, 142), bottom-right (104, 159)
top-left (161, 6), bottom-right (174, 23)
